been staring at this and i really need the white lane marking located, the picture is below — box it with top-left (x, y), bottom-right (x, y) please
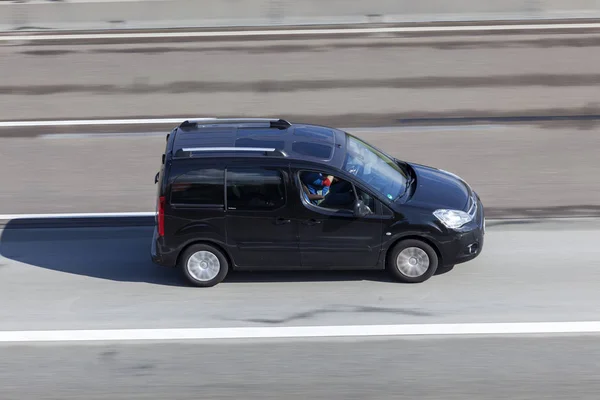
top-left (1, 22), bottom-right (600, 42)
top-left (0, 117), bottom-right (285, 128)
top-left (2, 322), bottom-right (600, 343)
top-left (40, 132), bottom-right (169, 139)
top-left (0, 212), bottom-right (155, 220)
top-left (0, 118), bottom-right (211, 128)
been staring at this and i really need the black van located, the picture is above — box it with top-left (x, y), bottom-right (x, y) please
top-left (151, 118), bottom-right (485, 287)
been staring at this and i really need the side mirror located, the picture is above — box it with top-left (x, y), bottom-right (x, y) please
top-left (154, 172), bottom-right (160, 184)
top-left (353, 200), bottom-right (371, 217)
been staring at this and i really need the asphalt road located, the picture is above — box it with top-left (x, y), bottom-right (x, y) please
top-left (2, 32), bottom-right (600, 122)
top-left (2, 30), bottom-right (600, 217)
top-left (1, 218), bottom-right (599, 331)
top-left (2, 27), bottom-right (600, 400)
top-left (1, 218), bottom-right (600, 399)
top-left (2, 336), bottom-right (600, 400)
top-left (1, 124), bottom-right (599, 217)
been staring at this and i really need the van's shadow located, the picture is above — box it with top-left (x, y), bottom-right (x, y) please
top-left (0, 219), bottom-right (452, 286)
top-left (0, 220), bottom-right (184, 287)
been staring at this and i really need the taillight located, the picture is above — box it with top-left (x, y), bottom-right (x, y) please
top-left (158, 196), bottom-right (165, 237)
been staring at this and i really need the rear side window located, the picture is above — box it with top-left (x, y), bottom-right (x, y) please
top-left (227, 167), bottom-right (286, 211)
top-left (170, 168), bottom-right (225, 206)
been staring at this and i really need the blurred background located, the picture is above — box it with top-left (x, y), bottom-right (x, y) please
top-left (1, 0), bottom-right (600, 217)
top-left (1, 1), bottom-right (600, 399)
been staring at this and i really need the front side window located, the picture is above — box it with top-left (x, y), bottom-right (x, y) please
top-left (227, 167), bottom-right (286, 211)
top-left (170, 168), bottom-right (225, 206)
top-left (342, 134), bottom-right (408, 201)
top-left (298, 170), bottom-right (375, 214)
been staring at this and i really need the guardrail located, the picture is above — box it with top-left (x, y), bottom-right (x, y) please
top-left (1, 0), bottom-right (600, 32)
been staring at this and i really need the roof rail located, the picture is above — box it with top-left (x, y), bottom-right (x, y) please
top-left (176, 146), bottom-right (288, 158)
top-left (178, 118), bottom-right (291, 130)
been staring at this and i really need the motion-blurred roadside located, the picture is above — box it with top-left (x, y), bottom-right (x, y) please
top-left (2, 0), bottom-right (600, 32)
top-left (1, 0), bottom-right (600, 217)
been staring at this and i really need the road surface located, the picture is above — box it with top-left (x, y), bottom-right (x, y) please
top-left (2, 31), bottom-right (600, 123)
top-left (1, 218), bottom-right (599, 330)
top-left (1, 25), bottom-right (600, 400)
top-left (2, 337), bottom-right (600, 400)
top-left (1, 218), bottom-right (600, 399)
top-left (2, 29), bottom-right (600, 216)
top-left (1, 124), bottom-right (599, 217)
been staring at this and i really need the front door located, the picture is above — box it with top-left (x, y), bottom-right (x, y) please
top-left (295, 169), bottom-right (384, 268)
top-left (225, 165), bottom-right (300, 268)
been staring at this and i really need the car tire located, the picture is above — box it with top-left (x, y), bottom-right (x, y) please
top-left (179, 244), bottom-right (229, 287)
top-left (387, 239), bottom-right (438, 283)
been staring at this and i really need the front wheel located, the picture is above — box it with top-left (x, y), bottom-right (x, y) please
top-left (179, 244), bottom-right (229, 287)
top-left (387, 239), bottom-right (438, 283)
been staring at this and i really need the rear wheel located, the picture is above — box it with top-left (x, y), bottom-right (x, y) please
top-left (387, 239), bottom-right (438, 283)
top-left (179, 244), bottom-right (229, 287)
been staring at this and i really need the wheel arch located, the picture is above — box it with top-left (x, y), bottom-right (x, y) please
top-left (176, 240), bottom-right (235, 270)
top-left (383, 235), bottom-right (444, 268)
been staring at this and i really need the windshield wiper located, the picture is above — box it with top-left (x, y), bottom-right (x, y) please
top-left (394, 175), bottom-right (413, 201)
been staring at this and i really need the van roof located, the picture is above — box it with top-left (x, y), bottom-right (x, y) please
top-left (169, 118), bottom-right (349, 167)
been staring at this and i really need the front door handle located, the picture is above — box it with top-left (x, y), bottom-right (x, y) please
top-left (303, 218), bottom-right (322, 226)
top-left (275, 217), bottom-right (291, 225)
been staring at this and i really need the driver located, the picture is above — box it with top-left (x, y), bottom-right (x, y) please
top-left (300, 172), bottom-right (334, 197)
top-left (318, 179), bottom-right (355, 209)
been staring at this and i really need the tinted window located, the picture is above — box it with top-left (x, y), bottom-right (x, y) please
top-left (227, 168), bottom-right (286, 211)
top-left (237, 128), bottom-right (285, 137)
top-left (292, 141), bottom-right (333, 159)
top-left (293, 126), bottom-right (334, 143)
top-left (235, 137), bottom-right (286, 149)
top-left (170, 168), bottom-right (224, 206)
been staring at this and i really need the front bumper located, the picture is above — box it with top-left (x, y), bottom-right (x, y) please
top-left (449, 226), bottom-right (484, 265)
top-left (439, 197), bottom-right (485, 266)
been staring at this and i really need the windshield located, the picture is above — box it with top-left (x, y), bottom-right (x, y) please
top-left (342, 134), bottom-right (408, 201)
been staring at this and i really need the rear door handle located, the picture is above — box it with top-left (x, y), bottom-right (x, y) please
top-left (275, 217), bottom-right (291, 225)
top-left (303, 218), bottom-right (321, 226)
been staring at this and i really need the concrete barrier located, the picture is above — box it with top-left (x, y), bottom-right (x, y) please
top-left (1, 0), bottom-right (600, 31)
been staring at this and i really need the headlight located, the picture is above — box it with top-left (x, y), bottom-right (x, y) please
top-left (433, 209), bottom-right (473, 229)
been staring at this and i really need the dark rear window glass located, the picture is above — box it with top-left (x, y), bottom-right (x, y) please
top-left (227, 168), bottom-right (286, 211)
top-left (292, 141), bottom-right (333, 159)
top-left (170, 168), bottom-right (224, 206)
